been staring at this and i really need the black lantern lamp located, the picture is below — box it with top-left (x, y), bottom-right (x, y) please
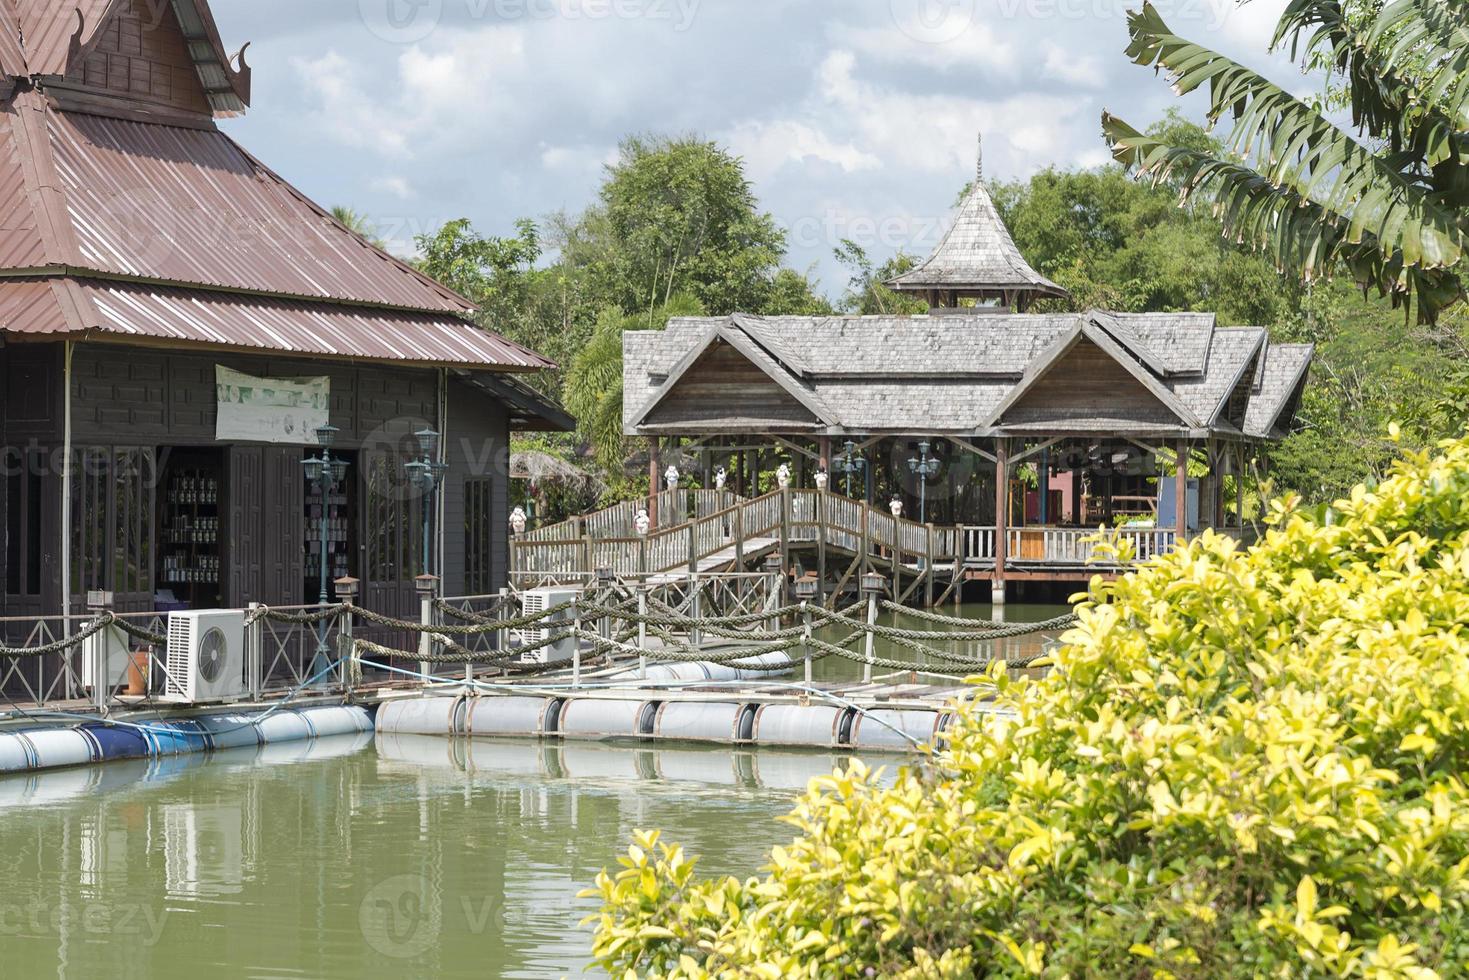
top-left (301, 423), bottom-right (348, 685)
top-left (405, 427), bottom-right (449, 579)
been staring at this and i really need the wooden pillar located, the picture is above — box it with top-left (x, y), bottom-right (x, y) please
top-left (648, 437), bottom-right (661, 527)
top-left (1175, 440), bottom-right (1190, 541)
top-left (818, 436), bottom-right (832, 477)
top-left (994, 439), bottom-right (1008, 605)
top-left (1071, 470), bottom-right (1083, 524)
top-left (1234, 443), bottom-right (1245, 527)
top-left (1038, 446), bottom-right (1050, 525)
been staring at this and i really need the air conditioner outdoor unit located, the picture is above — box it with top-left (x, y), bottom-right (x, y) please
top-left (162, 610), bottom-right (247, 704)
top-left (519, 587), bottom-right (582, 665)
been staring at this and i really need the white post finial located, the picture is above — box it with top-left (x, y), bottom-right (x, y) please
top-left (976, 131), bottom-right (984, 183)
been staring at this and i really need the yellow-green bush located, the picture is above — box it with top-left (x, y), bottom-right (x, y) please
top-left (583, 435), bottom-right (1469, 978)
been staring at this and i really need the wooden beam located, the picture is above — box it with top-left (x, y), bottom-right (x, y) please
top-left (1175, 439), bottom-right (1189, 540)
top-left (994, 439), bottom-right (1009, 591)
top-left (1009, 437), bottom-right (1064, 467)
top-left (771, 435), bottom-right (821, 462)
top-left (648, 437), bottom-right (661, 527)
top-left (950, 437), bottom-right (997, 464)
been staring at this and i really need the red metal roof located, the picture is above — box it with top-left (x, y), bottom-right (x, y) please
top-left (0, 4), bottom-right (559, 380)
top-left (0, 277), bottom-right (554, 370)
top-left (39, 108), bottom-right (474, 313)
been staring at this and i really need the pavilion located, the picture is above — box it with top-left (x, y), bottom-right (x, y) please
top-left (619, 141), bottom-right (1313, 600)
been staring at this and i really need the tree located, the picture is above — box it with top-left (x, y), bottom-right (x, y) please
top-left (1101, 0), bottom-right (1469, 324)
top-left (833, 240), bottom-right (926, 315)
top-left (562, 294), bottom-right (706, 475)
top-left (989, 129), bottom-right (1303, 326)
top-left (587, 434), bottom-right (1469, 977)
top-left (583, 135), bottom-right (791, 318)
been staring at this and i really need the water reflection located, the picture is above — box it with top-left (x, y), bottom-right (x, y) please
top-left (0, 731), bottom-right (868, 978)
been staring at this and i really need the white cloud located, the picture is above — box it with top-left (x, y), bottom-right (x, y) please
top-left (1042, 42), bottom-right (1105, 88)
top-left (829, 20), bottom-right (1018, 75)
top-left (726, 120), bottom-right (881, 182)
top-left (370, 176), bottom-right (416, 199)
top-left (290, 51), bottom-right (412, 157)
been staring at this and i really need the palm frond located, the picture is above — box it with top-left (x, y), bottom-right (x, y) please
top-left (1103, 113), bottom-right (1463, 322)
top-left (1371, 0), bottom-right (1469, 131)
top-left (1273, 0), bottom-right (1462, 169)
top-left (1123, 3), bottom-right (1465, 273)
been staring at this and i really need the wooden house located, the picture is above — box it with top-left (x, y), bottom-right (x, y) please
top-left (0, 0), bottom-right (569, 625)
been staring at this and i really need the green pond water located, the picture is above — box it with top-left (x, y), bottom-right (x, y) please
top-left (0, 604), bottom-right (1065, 979)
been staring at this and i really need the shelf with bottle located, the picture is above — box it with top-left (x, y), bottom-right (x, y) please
top-left (160, 553), bottom-right (220, 584)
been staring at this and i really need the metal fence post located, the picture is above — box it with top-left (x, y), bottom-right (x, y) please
top-left (496, 587), bottom-right (510, 672)
top-left (416, 575), bottom-right (439, 685)
top-left (572, 596), bottom-right (583, 689)
top-left (86, 591), bottom-right (112, 715)
top-left (800, 601), bottom-right (813, 686)
top-left (637, 587), bottom-right (648, 680)
top-left (689, 573), bottom-right (702, 649)
top-left (859, 572), bottom-right (888, 684)
top-left (335, 578), bottom-right (359, 694)
top-left (246, 602), bottom-right (264, 701)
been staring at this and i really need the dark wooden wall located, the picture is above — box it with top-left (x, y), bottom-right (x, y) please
top-left (1001, 339), bottom-right (1182, 427)
top-left (64, 0), bottom-right (213, 116)
top-left (0, 341), bottom-right (515, 616)
top-left (442, 381), bottom-right (510, 597)
top-left (69, 345), bottom-right (440, 449)
top-left (642, 342), bottom-right (818, 430)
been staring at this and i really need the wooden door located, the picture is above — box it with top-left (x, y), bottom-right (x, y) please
top-left (360, 449), bottom-right (420, 623)
top-left (228, 446), bottom-right (305, 609)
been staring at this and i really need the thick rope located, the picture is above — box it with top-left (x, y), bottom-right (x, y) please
top-left (882, 599), bottom-right (1079, 632)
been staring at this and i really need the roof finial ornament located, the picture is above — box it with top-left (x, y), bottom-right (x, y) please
top-left (976, 131), bottom-right (983, 183)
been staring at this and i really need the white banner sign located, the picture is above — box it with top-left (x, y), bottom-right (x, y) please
top-left (215, 366), bottom-right (331, 445)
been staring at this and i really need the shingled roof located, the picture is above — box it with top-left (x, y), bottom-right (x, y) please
top-left (0, 0), bottom-right (554, 373)
top-left (624, 312), bottom-right (1312, 440)
top-left (886, 138), bottom-right (1069, 311)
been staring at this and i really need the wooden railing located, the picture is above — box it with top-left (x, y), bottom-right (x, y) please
top-left (512, 489), bottom-right (955, 581)
top-left (958, 526), bottom-right (1181, 567)
top-left (510, 491), bottom-right (1217, 584)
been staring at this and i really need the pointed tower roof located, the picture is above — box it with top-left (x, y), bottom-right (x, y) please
top-left (887, 135), bottom-right (1069, 312)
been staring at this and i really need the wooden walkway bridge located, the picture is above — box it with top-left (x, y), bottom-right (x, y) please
top-left (511, 489), bottom-right (1248, 608)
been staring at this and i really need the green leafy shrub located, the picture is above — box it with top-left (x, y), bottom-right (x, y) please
top-left (584, 435), bottom-right (1469, 978)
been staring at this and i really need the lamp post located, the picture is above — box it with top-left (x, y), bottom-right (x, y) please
top-left (907, 441), bottom-right (940, 525)
top-left (405, 427), bottom-right (449, 580)
top-left (836, 440), bottom-right (866, 498)
top-left (302, 424), bottom-right (349, 684)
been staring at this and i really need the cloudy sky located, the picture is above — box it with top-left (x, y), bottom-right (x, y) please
top-left (210, 0), bottom-right (1302, 297)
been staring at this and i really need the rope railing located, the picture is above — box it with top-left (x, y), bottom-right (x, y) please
top-left (0, 592), bottom-right (1070, 687)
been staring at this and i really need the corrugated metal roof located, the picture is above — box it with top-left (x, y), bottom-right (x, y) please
top-left (0, 108), bottom-right (46, 269)
top-left (0, 3), bottom-right (27, 78)
top-left (0, 277), bottom-right (554, 370)
top-left (39, 109), bottom-right (472, 313)
top-left (0, 278), bottom-right (69, 332)
top-left (11, 0), bottom-right (115, 77)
